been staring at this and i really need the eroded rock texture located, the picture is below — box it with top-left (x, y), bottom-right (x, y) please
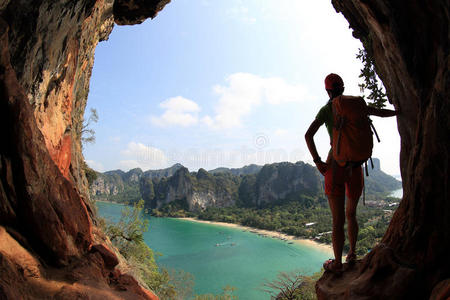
top-left (317, 1), bottom-right (449, 299)
top-left (0, 0), bottom-right (169, 298)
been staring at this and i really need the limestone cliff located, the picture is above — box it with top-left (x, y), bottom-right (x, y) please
top-left (92, 160), bottom-right (399, 212)
top-left (150, 167), bottom-right (239, 211)
top-left (90, 164), bottom-right (183, 203)
top-left (255, 161), bottom-right (322, 206)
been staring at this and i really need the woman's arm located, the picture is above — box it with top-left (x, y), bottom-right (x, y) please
top-left (305, 119), bottom-right (327, 174)
top-left (367, 106), bottom-right (398, 117)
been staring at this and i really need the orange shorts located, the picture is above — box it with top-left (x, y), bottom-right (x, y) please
top-left (324, 163), bottom-right (363, 199)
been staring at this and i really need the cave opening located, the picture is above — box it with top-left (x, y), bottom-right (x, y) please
top-left (1, 0), bottom-right (448, 299)
top-left (83, 0), bottom-right (400, 177)
top-left (83, 0), bottom-right (403, 298)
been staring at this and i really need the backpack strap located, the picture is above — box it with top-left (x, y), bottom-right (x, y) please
top-left (368, 118), bottom-right (381, 143)
top-left (332, 96), bottom-right (345, 155)
top-left (362, 177), bottom-right (366, 206)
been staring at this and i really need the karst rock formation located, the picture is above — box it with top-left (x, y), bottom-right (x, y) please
top-left (0, 0), bottom-right (448, 299)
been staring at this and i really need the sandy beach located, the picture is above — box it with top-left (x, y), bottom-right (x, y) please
top-left (179, 217), bottom-right (333, 255)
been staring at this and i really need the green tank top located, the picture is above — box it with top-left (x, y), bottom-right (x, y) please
top-left (315, 100), bottom-right (333, 142)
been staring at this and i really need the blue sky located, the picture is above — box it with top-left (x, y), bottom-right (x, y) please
top-left (84, 0), bottom-right (400, 176)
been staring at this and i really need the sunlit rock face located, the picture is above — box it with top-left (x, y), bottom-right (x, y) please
top-left (316, 1), bottom-right (449, 299)
top-left (0, 0), bottom-right (169, 298)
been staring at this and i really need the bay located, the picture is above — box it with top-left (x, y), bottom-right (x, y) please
top-left (97, 201), bottom-right (331, 299)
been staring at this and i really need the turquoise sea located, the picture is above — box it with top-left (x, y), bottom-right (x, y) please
top-left (97, 202), bottom-right (331, 300)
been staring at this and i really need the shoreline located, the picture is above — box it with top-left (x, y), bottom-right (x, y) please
top-left (95, 199), bottom-right (127, 205)
top-left (178, 217), bottom-right (333, 255)
top-left (94, 201), bottom-right (333, 254)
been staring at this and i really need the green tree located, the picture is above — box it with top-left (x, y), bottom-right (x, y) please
top-left (356, 43), bottom-right (388, 109)
top-left (106, 200), bottom-right (148, 246)
top-left (104, 200), bottom-right (194, 299)
top-left (263, 270), bottom-right (322, 300)
top-left (194, 286), bottom-right (238, 300)
top-left (82, 160), bottom-right (97, 187)
top-left (82, 107), bottom-right (98, 145)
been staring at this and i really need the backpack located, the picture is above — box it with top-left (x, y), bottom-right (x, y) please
top-left (331, 95), bottom-right (374, 167)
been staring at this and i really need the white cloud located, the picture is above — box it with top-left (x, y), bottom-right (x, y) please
top-left (118, 160), bottom-right (141, 171)
top-left (226, 1), bottom-right (256, 24)
top-left (119, 142), bottom-right (169, 171)
top-left (201, 115), bottom-right (214, 127)
top-left (273, 129), bottom-right (289, 137)
top-left (151, 96), bottom-right (200, 127)
top-left (204, 73), bottom-right (308, 129)
top-left (86, 160), bottom-right (105, 172)
top-left (159, 96), bottom-right (200, 112)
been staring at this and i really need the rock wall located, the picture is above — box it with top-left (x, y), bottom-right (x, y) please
top-left (0, 0), bottom-right (169, 299)
top-left (316, 1), bottom-right (449, 299)
top-left (4, 0), bottom-right (115, 201)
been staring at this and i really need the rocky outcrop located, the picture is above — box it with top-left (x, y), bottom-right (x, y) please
top-left (0, 226), bottom-right (158, 300)
top-left (316, 1), bottom-right (449, 299)
top-left (154, 167), bottom-right (194, 208)
top-left (255, 162), bottom-right (322, 206)
top-left (209, 164), bottom-right (263, 176)
top-left (90, 164), bottom-right (183, 203)
top-left (235, 161), bottom-right (323, 207)
top-left (150, 167), bottom-right (238, 211)
top-left (91, 176), bottom-right (121, 196)
top-left (113, 0), bottom-right (171, 25)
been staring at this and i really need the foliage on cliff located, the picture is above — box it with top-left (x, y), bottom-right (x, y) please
top-left (356, 40), bottom-right (387, 109)
top-left (263, 270), bottom-right (323, 300)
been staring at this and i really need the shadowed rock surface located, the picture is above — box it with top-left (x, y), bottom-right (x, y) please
top-left (0, 0), bottom-right (448, 299)
top-left (0, 0), bottom-right (169, 298)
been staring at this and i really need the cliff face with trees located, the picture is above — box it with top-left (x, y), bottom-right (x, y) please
top-left (0, 0), bottom-right (448, 299)
top-left (91, 160), bottom-right (399, 212)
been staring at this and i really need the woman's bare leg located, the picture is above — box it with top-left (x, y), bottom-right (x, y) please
top-left (328, 195), bottom-right (345, 266)
top-left (346, 196), bottom-right (359, 258)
